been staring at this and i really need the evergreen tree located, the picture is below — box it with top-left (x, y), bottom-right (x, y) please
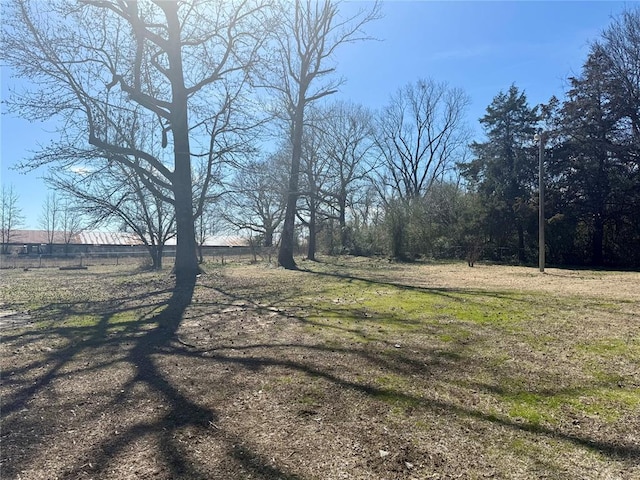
top-left (550, 45), bottom-right (638, 266)
top-left (461, 85), bottom-right (540, 263)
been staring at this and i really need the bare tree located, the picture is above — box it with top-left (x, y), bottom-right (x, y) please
top-left (2, 0), bottom-right (269, 285)
top-left (0, 185), bottom-right (25, 254)
top-left (39, 192), bottom-right (60, 254)
top-left (39, 193), bottom-right (60, 254)
top-left (222, 151), bottom-right (288, 248)
top-left (298, 115), bottom-right (333, 261)
top-left (59, 199), bottom-right (85, 254)
top-left (598, 7), bottom-right (640, 147)
top-left (195, 202), bottom-right (219, 265)
top-left (49, 160), bottom-right (176, 270)
top-left (321, 101), bottom-right (377, 251)
top-left (267, 0), bottom-right (380, 269)
top-left (376, 78), bottom-right (470, 200)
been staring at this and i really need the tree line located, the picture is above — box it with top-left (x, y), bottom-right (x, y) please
top-left (2, 2), bottom-right (638, 285)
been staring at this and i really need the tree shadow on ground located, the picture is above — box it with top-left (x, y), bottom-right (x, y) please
top-left (173, 339), bottom-right (640, 465)
top-left (195, 263), bottom-right (640, 465)
top-left (2, 264), bottom-right (638, 479)
top-left (1, 276), bottom-right (302, 480)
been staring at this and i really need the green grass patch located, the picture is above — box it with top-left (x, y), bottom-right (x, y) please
top-left (58, 313), bottom-right (101, 328)
top-left (576, 338), bottom-right (638, 356)
top-left (298, 276), bottom-right (535, 342)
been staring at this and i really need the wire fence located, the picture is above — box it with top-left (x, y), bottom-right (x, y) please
top-left (1, 252), bottom-right (156, 269)
top-left (1, 245), bottom-right (524, 270)
top-left (0, 246), bottom-right (280, 270)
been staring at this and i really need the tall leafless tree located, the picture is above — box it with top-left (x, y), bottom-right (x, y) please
top-left (39, 193), bottom-right (60, 254)
top-left (2, 0), bottom-right (269, 285)
top-left (59, 199), bottom-right (85, 254)
top-left (266, 0), bottom-right (380, 269)
top-left (195, 201), bottom-right (220, 265)
top-left (0, 185), bottom-right (25, 254)
top-left (222, 152), bottom-right (288, 248)
top-left (376, 78), bottom-right (470, 201)
top-left (321, 101), bottom-right (377, 251)
top-left (298, 113), bottom-right (333, 260)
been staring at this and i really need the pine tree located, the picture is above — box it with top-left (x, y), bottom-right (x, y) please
top-left (461, 85), bottom-right (540, 263)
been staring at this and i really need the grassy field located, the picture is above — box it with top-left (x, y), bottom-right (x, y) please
top-left (1, 257), bottom-right (638, 479)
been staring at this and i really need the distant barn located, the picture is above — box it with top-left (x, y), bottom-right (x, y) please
top-left (3, 230), bottom-right (248, 256)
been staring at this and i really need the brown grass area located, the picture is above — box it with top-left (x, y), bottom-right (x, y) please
top-left (1, 258), bottom-right (639, 479)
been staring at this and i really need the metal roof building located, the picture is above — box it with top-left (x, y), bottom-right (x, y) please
top-left (7, 230), bottom-right (141, 246)
top-left (6, 230), bottom-right (248, 247)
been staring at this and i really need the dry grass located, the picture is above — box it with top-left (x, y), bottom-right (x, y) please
top-left (1, 257), bottom-right (639, 479)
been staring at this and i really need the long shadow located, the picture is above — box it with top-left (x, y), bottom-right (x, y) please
top-left (59, 277), bottom-right (301, 480)
top-left (298, 264), bottom-right (538, 307)
top-left (2, 275), bottom-right (302, 480)
top-left (1, 289), bottom-right (174, 479)
top-left (184, 265), bottom-right (640, 465)
top-left (170, 339), bottom-right (640, 464)
top-left (64, 278), bottom-right (214, 479)
top-left (1, 291), bottom-right (170, 416)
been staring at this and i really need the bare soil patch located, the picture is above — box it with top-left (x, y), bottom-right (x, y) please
top-left (1, 258), bottom-right (639, 479)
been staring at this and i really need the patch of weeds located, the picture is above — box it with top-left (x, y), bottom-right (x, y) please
top-left (575, 338), bottom-right (638, 357)
top-left (600, 387), bottom-right (640, 409)
top-left (508, 437), bottom-right (530, 455)
top-left (486, 352), bottom-right (513, 368)
top-left (558, 388), bottom-right (640, 423)
top-left (67, 314), bottom-right (101, 327)
top-left (437, 325), bottom-right (472, 343)
top-left (502, 437), bottom-right (577, 477)
top-left (275, 375), bottom-right (295, 385)
top-left (502, 391), bottom-right (557, 426)
top-left (575, 383), bottom-right (640, 416)
top-left (479, 378), bottom-right (568, 427)
top-left (39, 313), bottom-right (100, 329)
top-left (106, 309), bottom-right (161, 333)
top-left (490, 378), bottom-right (639, 427)
top-left (436, 293), bottom-right (533, 326)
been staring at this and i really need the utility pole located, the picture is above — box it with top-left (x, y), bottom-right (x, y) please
top-left (536, 131), bottom-right (545, 272)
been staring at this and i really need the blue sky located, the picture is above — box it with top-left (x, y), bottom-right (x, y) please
top-left (1, 0), bottom-right (633, 229)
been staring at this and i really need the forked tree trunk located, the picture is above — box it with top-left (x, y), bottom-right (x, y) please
top-left (148, 245), bottom-right (163, 270)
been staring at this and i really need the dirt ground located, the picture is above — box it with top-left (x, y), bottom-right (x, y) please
top-left (1, 258), bottom-right (639, 479)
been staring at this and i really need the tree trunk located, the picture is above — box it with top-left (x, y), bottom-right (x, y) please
top-left (517, 223), bottom-right (526, 263)
top-left (592, 214), bottom-right (604, 266)
top-left (278, 101), bottom-right (305, 270)
top-left (307, 201), bottom-right (317, 261)
top-left (152, 246), bottom-right (163, 270)
top-left (156, 245), bottom-right (164, 270)
top-left (338, 191), bottom-right (347, 251)
top-left (264, 227), bottom-right (274, 248)
top-left (279, 197), bottom-right (298, 269)
top-left (163, 2), bottom-right (199, 286)
top-left (173, 180), bottom-right (199, 282)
